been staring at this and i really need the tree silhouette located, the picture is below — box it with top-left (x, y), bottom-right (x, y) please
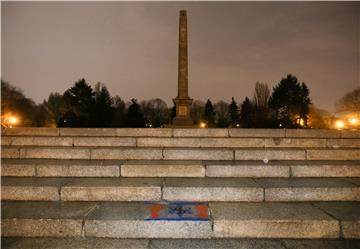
top-left (229, 97), bottom-right (240, 127)
top-left (337, 87), bottom-right (360, 114)
top-left (126, 98), bottom-right (145, 128)
top-left (215, 101), bottom-right (230, 128)
top-left (63, 78), bottom-right (95, 127)
top-left (239, 97), bottom-right (254, 128)
top-left (94, 82), bottom-right (113, 127)
top-left (111, 96), bottom-right (127, 127)
top-left (204, 99), bottom-right (216, 127)
top-left (269, 74), bottom-right (311, 128)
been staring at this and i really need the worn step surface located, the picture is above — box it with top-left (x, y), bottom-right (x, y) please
top-left (2, 201), bottom-right (359, 239)
top-left (2, 238), bottom-right (360, 249)
top-left (2, 177), bottom-right (360, 202)
top-left (3, 127), bottom-right (359, 138)
top-left (3, 146), bottom-right (360, 160)
top-left (2, 159), bottom-right (360, 178)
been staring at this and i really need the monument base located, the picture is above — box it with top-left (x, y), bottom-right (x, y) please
top-left (173, 98), bottom-right (193, 126)
top-left (172, 116), bottom-right (194, 126)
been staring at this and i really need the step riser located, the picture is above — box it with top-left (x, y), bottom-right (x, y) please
top-left (3, 186), bottom-right (359, 202)
top-left (3, 219), bottom-right (354, 239)
top-left (3, 136), bottom-right (360, 148)
top-left (3, 147), bottom-right (360, 160)
top-left (3, 164), bottom-right (360, 178)
top-left (4, 127), bottom-right (359, 138)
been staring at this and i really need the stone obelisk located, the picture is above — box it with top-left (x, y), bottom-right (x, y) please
top-left (173, 10), bottom-right (193, 126)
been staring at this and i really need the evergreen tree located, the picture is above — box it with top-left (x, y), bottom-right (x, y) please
top-left (269, 74), bottom-right (311, 128)
top-left (204, 99), bottom-right (216, 127)
top-left (126, 98), bottom-right (145, 128)
top-left (239, 97), bottom-right (254, 128)
top-left (229, 97), bottom-right (240, 127)
top-left (63, 78), bottom-right (95, 127)
top-left (94, 82), bottom-right (113, 127)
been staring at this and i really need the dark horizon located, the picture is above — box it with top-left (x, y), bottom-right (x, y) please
top-left (2, 1), bottom-right (359, 113)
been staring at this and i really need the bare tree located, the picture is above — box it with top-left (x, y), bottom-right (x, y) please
top-left (253, 82), bottom-right (270, 108)
top-left (214, 100), bottom-right (230, 127)
top-left (337, 87), bottom-right (360, 114)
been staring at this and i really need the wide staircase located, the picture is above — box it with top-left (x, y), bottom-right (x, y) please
top-left (1, 127), bottom-right (360, 248)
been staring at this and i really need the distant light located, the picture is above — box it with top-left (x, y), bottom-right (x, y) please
top-left (299, 118), bottom-right (305, 127)
top-left (9, 116), bottom-right (18, 125)
top-left (236, 124), bottom-right (240, 128)
top-left (335, 120), bottom-right (345, 130)
top-left (200, 122), bottom-right (206, 128)
top-left (279, 124), bottom-right (282, 127)
top-left (349, 117), bottom-right (358, 126)
top-left (149, 124), bottom-right (152, 128)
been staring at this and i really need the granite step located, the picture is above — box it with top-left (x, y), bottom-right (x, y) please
top-left (3, 127), bottom-right (359, 138)
top-left (4, 135), bottom-right (360, 148)
top-left (2, 238), bottom-right (360, 249)
top-left (2, 159), bottom-right (360, 178)
top-left (3, 146), bottom-right (360, 160)
top-left (2, 201), bottom-right (359, 239)
top-left (2, 177), bottom-right (360, 202)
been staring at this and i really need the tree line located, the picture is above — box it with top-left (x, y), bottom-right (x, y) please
top-left (2, 74), bottom-right (358, 128)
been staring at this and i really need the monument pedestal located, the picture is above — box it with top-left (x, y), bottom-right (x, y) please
top-left (173, 98), bottom-right (193, 126)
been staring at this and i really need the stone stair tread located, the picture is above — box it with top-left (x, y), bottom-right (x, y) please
top-left (3, 238), bottom-right (359, 249)
top-left (2, 201), bottom-right (359, 239)
top-left (3, 176), bottom-right (360, 188)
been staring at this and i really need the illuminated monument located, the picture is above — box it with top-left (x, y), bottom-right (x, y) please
top-left (173, 10), bottom-right (193, 126)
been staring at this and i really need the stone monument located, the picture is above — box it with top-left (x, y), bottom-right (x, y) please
top-left (173, 10), bottom-right (193, 126)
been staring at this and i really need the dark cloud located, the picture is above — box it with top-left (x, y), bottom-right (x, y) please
top-left (2, 1), bottom-right (359, 112)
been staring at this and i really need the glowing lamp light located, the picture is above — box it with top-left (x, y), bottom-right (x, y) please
top-left (349, 117), bottom-right (358, 126)
top-left (335, 120), bottom-right (345, 130)
top-left (9, 116), bottom-right (18, 125)
top-left (200, 122), bottom-right (206, 128)
top-left (236, 124), bottom-right (240, 128)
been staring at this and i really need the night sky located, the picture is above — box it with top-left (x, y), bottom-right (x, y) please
top-left (2, 2), bottom-right (359, 113)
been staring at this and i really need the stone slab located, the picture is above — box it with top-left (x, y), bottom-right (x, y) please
top-left (229, 129), bottom-right (285, 138)
top-left (327, 139), bottom-right (360, 148)
top-left (9, 137), bottom-right (73, 147)
top-left (137, 138), bottom-right (201, 147)
top-left (73, 137), bottom-right (136, 147)
top-left (3, 127), bottom-right (60, 136)
top-left (1, 177), bottom-right (70, 201)
top-left (150, 239), bottom-right (286, 249)
top-left (117, 128), bottom-right (172, 137)
top-left (37, 164), bottom-right (120, 177)
top-left (163, 178), bottom-right (263, 202)
top-left (292, 165), bottom-right (360, 177)
top-left (60, 128), bottom-right (117, 136)
top-left (235, 149), bottom-right (305, 160)
top-left (173, 128), bottom-right (228, 137)
top-left (19, 147), bottom-right (90, 159)
top-left (206, 164), bottom-right (289, 177)
top-left (211, 202), bottom-right (339, 238)
top-left (255, 178), bottom-right (360, 201)
top-left (306, 149), bottom-right (360, 160)
top-left (342, 130), bottom-right (360, 138)
top-left (61, 178), bottom-right (162, 201)
top-left (1, 136), bottom-right (12, 145)
top-left (200, 138), bottom-right (265, 148)
top-left (1, 148), bottom-right (20, 158)
top-left (85, 202), bottom-right (212, 238)
top-left (282, 239), bottom-right (360, 249)
top-left (285, 129), bottom-right (341, 138)
top-left (91, 148), bottom-right (162, 160)
top-left (2, 201), bottom-right (98, 237)
top-left (1, 238), bottom-right (149, 249)
top-left (163, 149), bottom-right (233, 160)
top-left (1, 164), bottom-right (36, 176)
top-left (121, 163), bottom-right (205, 177)
top-left (265, 138), bottom-right (326, 148)
top-left (313, 202), bottom-right (360, 239)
